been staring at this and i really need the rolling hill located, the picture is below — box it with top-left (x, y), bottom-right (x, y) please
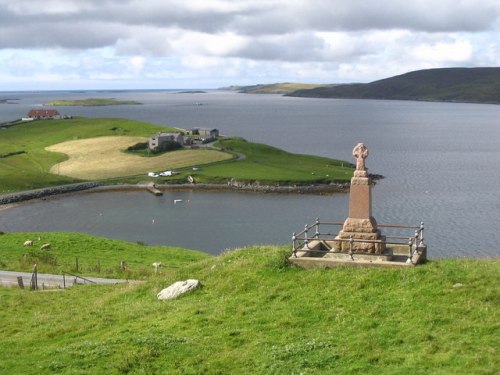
top-left (288, 67), bottom-right (500, 104)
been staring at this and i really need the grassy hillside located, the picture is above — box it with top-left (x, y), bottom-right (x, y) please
top-left (189, 137), bottom-right (353, 185)
top-left (289, 67), bottom-right (500, 104)
top-left (0, 232), bottom-right (209, 279)
top-left (230, 82), bottom-right (332, 94)
top-left (0, 232), bottom-right (498, 374)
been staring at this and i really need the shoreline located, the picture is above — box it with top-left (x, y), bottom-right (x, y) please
top-left (0, 181), bottom-right (350, 206)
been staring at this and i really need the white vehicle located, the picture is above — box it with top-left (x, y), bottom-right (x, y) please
top-left (148, 172), bottom-right (159, 177)
top-left (159, 170), bottom-right (172, 177)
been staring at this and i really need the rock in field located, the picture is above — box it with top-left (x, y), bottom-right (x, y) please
top-left (157, 279), bottom-right (200, 300)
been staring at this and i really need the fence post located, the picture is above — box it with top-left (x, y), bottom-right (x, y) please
top-left (17, 276), bottom-right (24, 289)
top-left (75, 257), bottom-right (79, 272)
top-left (30, 264), bottom-right (38, 290)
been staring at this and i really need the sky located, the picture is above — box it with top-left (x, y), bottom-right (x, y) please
top-left (1, 0), bottom-right (499, 90)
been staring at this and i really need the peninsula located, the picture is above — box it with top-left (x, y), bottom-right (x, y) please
top-left (0, 117), bottom-right (354, 195)
top-left (287, 67), bottom-right (500, 104)
top-left (228, 82), bottom-right (330, 94)
top-left (233, 67), bottom-right (500, 105)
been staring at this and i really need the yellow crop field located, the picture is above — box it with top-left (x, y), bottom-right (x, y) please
top-left (46, 136), bottom-right (232, 180)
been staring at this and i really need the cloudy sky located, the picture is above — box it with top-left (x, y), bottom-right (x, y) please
top-left (1, 0), bottom-right (499, 90)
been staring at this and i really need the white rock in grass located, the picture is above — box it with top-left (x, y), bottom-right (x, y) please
top-left (157, 279), bottom-right (200, 300)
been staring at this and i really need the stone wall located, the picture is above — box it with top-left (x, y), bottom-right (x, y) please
top-left (0, 182), bottom-right (101, 205)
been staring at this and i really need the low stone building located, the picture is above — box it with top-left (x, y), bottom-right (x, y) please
top-left (148, 132), bottom-right (184, 151)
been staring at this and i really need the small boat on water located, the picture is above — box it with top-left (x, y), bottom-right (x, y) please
top-left (174, 199), bottom-right (183, 204)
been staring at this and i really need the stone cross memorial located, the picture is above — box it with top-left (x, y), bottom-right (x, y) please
top-left (333, 143), bottom-right (385, 254)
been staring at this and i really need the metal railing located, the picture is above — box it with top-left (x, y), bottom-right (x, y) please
top-left (292, 218), bottom-right (425, 263)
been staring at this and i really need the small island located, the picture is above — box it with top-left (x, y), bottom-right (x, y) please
top-left (44, 98), bottom-right (141, 106)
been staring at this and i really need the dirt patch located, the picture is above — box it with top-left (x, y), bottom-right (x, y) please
top-left (46, 136), bottom-right (232, 180)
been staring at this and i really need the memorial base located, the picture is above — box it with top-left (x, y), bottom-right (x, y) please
top-left (333, 217), bottom-right (385, 254)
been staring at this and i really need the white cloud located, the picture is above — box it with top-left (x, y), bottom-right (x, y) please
top-left (0, 0), bottom-right (499, 89)
top-left (128, 56), bottom-right (146, 75)
top-left (411, 39), bottom-right (473, 63)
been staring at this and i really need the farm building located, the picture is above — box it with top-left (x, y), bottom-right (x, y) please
top-left (148, 132), bottom-right (184, 151)
top-left (187, 128), bottom-right (219, 142)
top-left (25, 109), bottom-right (62, 120)
top-left (191, 128), bottom-right (219, 138)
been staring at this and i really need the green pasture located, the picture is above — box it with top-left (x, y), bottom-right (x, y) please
top-left (0, 232), bottom-right (208, 279)
top-left (0, 232), bottom-right (498, 374)
top-left (190, 137), bottom-right (353, 184)
top-left (0, 118), bottom-right (176, 193)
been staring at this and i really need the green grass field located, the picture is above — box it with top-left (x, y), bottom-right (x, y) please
top-left (190, 137), bottom-right (353, 185)
top-left (0, 232), bottom-right (498, 374)
top-left (0, 118), bottom-right (176, 193)
top-left (0, 232), bottom-right (209, 279)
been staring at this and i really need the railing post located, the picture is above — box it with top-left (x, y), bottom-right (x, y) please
top-left (304, 224), bottom-right (309, 249)
top-left (414, 230), bottom-right (420, 253)
top-left (315, 218), bottom-right (320, 238)
top-left (292, 232), bottom-right (297, 257)
top-left (419, 222), bottom-right (425, 246)
top-left (408, 237), bottom-right (413, 264)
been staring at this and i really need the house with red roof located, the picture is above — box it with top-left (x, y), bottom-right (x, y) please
top-left (25, 109), bottom-right (62, 120)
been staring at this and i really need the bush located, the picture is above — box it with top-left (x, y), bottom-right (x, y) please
top-left (127, 142), bottom-right (148, 151)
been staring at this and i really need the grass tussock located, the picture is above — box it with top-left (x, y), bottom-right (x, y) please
top-left (0, 232), bottom-right (498, 374)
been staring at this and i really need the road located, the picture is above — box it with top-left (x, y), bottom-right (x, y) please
top-left (0, 270), bottom-right (135, 289)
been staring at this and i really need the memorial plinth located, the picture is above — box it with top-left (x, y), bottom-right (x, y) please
top-left (333, 143), bottom-right (385, 254)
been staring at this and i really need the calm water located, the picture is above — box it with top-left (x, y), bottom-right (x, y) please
top-left (1, 90), bottom-right (500, 258)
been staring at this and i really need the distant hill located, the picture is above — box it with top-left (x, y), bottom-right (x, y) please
top-left (288, 67), bottom-right (500, 104)
top-left (226, 82), bottom-right (332, 94)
